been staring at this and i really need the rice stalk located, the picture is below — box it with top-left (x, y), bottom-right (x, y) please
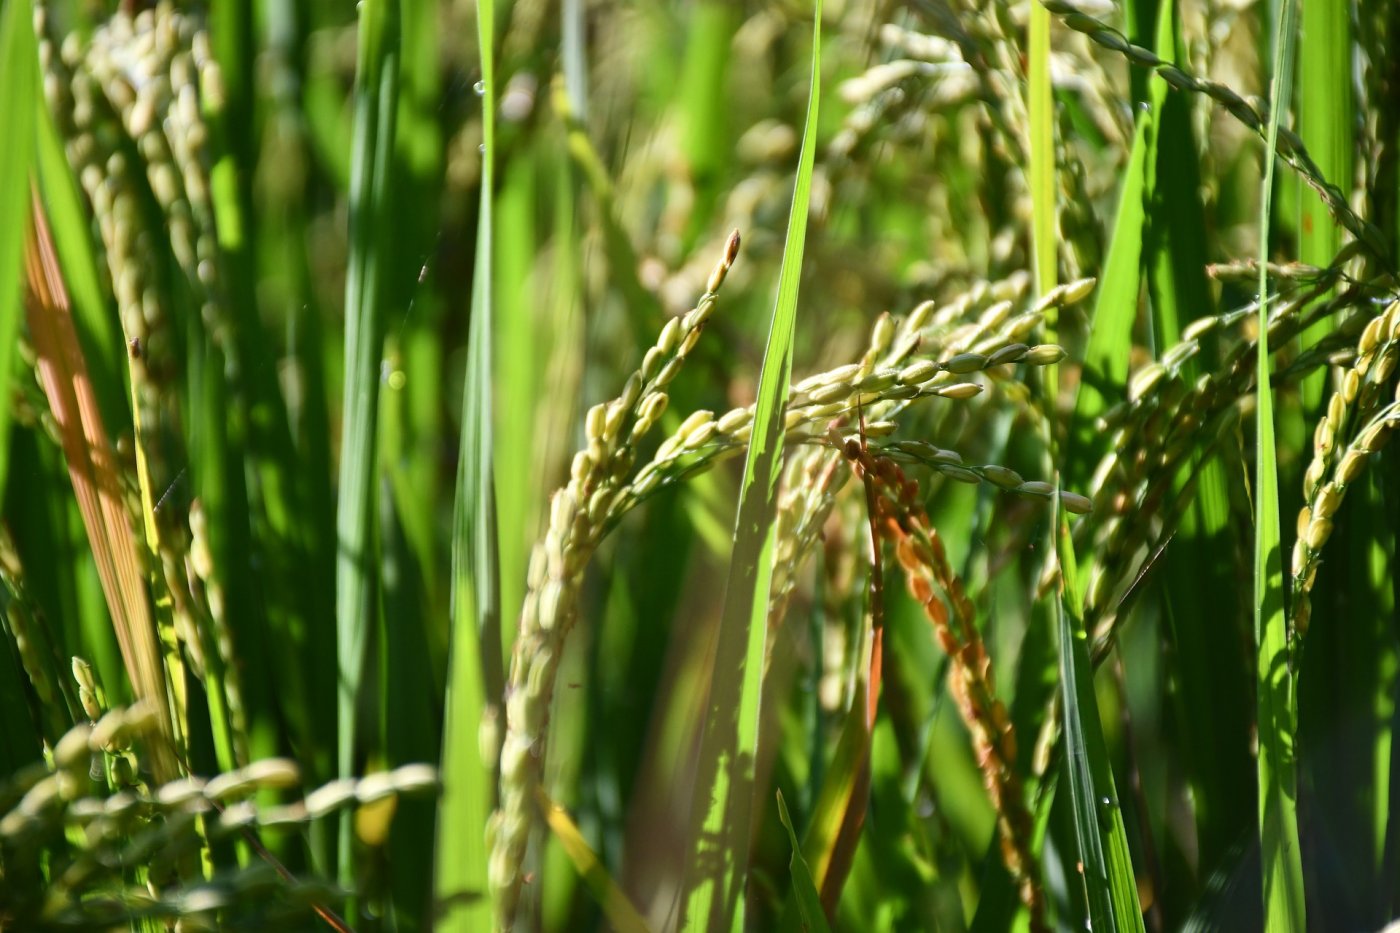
top-left (1253, 2), bottom-right (1305, 920)
top-left (39, 2), bottom-right (186, 675)
top-left (38, 16), bottom-right (184, 516)
top-left (489, 232), bottom-right (740, 927)
top-left (83, 8), bottom-right (252, 577)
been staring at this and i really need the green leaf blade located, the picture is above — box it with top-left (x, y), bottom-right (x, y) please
top-left (0, 0), bottom-right (39, 503)
top-left (435, 0), bottom-right (499, 926)
top-left (777, 790), bottom-right (833, 933)
top-left (335, 0), bottom-right (402, 898)
top-left (1254, 2), bottom-right (1306, 929)
top-left (1057, 584), bottom-right (1145, 933)
top-left (682, 6), bottom-right (822, 929)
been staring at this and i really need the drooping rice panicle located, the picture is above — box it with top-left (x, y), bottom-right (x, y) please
top-left (1039, 0), bottom-right (1388, 262)
top-left (489, 232), bottom-right (741, 927)
top-left (617, 277), bottom-right (1092, 520)
top-left (1080, 270), bottom-right (1379, 641)
top-left (492, 253), bottom-right (1088, 923)
top-left (0, 708), bottom-right (436, 930)
top-left (844, 440), bottom-right (1047, 933)
top-left (1290, 299), bottom-right (1400, 638)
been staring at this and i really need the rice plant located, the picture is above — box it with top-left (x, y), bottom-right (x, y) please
top-left (1, 0), bottom-right (1398, 931)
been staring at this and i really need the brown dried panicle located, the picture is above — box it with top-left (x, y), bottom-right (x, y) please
top-left (843, 441), bottom-right (1046, 933)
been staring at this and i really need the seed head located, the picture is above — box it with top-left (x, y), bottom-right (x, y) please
top-left (906, 299), bottom-right (936, 332)
top-left (1306, 517), bottom-right (1333, 551)
top-left (1291, 539), bottom-right (1309, 578)
top-left (682, 420), bottom-right (718, 449)
top-left (854, 370), bottom-right (898, 394)
top-left (941, 465), bottom-right (981, 484)
top-left (809, 382), bottom-right (851, 405)
top-left (1005, 311), bottom-right (1043, 341)
top-left (1023, 344), bottom-right (1067, 366)
top-left (1062, 277), bottom-right (1097, 304)
top-left (933, 382), bottom-right (982, 400)
top-left (1360, 315), bottom-right (1385, 356)
top-left (869, 313), bottom-right (896, 356)
top-left (1182, 316), bottom-right (1219, 342)
top-left (944, 352), bottom-right (989, 374)
top-left (899, 360), bottom-right (938, 384)
top-left (981, 465), bottom-right (1024, 489)
top-left (987, 343), bottom-right (1029, 366)
top-left (1337, 448), bottom-right (1367, 483)
top-left (706, 229), bottom-right (742, 293)
top-left (1314, 483), bottom-right (1342, 520)
top-left (585, 403), bottom-right (607, 442)
top-left (716, 407), bottom-right (751, 434)
top-left (1060, 491), bottom-right (1093, 514)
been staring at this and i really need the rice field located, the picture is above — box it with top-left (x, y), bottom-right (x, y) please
top-left (0, 0), bottom-right (1397, 930)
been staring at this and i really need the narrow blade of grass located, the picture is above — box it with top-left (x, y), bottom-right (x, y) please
top-left (1056, 542), bottom-right (1145, 933)
top-left (1025, 15), bottom-right (1096, 930)
top-left (379, 439), bottom-right (440, 930)
top-left (682, 6), bottom-right (821, 928)
top-left (493, 150), bottom-right (538, 676)
top-left (336, 0), bottom-right (401, 894)
top-left (775, 649), bottom-right (874, 932)
top-left (0, 0), bottom-right (38, 504)
top-left (1297, 0), bottom-right (1352, 409)
top-left (1254, 3), bottom-right (1306, 929)
top-left (1028, 0), bottom-right (1055, 301)
top-left (1070, 76), bottom-right (1150, 484)
top-left (434, 0), bottom-right (499, 925)
top-left (1030, 10), bottom-right (1140, 925)
top-left (538, 786), bottom-right (651, 933)
top-left (31, 95), bottom-right (131, 711)
top-left (1143, 0), bottom-right (1253, 882)
top-left (777, 790), bottom-right (833, 933)
top-left (33, 101), bottom-right (125, 433)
